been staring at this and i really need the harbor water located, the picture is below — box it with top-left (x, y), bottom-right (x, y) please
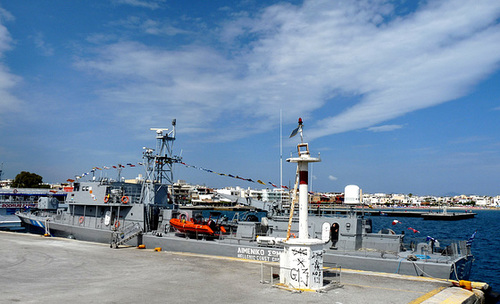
top-left (369, 209), bottom-right (499, 291)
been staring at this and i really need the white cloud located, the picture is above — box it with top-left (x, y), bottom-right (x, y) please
top-left (112, 0), bottom-right (164, 10)
top-left (108, 16), bottom-right (190, 37)
top-left (33, 32), bottom-right (54, 56)
top-left (141, 19), bottom-right (190, 36)
top-left (0, 7), bottom-right (14, 23)
top-left (449, 136), bottom-right (489, 145)
top-left (304, 0), bottom-right (500, 138)
top-left (75, 0), bottom-right (500, 142)
top-left (0, 10), bottom-right (22, 116)
top-left (367, 124), bottom-right (403, 132)
top-left (328, 175), bottom-right (338, 181)
top-left (0, 14), bottom-right (12, 53)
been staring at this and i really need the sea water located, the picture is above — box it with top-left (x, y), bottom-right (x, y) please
top-left (369, 209), bottom-right (499, 291)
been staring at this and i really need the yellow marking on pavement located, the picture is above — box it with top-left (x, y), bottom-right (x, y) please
top-left (344, 283), bottom-right (427, 294)
top-left (408, 286), bottom-right (447, 304)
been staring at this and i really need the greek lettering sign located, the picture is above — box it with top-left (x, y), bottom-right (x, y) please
top-left (237, 247), bottom-right (281, 262)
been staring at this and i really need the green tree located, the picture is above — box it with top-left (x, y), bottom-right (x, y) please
top-left (11, 171), bottom-right (49, 188)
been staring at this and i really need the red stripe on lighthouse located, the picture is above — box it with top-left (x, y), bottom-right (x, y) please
top-left (299, 171), bottom-right (308, 185)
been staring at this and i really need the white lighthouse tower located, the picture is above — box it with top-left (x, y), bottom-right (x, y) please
top-left (279, 118), bottom-right (324, 291)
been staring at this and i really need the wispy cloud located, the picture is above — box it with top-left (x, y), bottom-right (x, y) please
top-left (140, 19), bottom-right (190, 36)
top-left (0, 7), bottom-right (14, 23)
top-left (75, 0), bottom-right (500, 142)
top-left (108, 16), bottom-right (190, 37)
top-left (32, 32), bottom-right (54, 56)
top-left (0, 9), bottom-right (13, 53)
top-left (367, 124), bottom-right (403, 132)
top-left (112, 0), bottom-right (164, 10)
top-left (449, 136), bottom-right (489, 145)
top-left (328, 175), bottom-right (338, 181)
top-left (0, 9), bottom-right (22, 116)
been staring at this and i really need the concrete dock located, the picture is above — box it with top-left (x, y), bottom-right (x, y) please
top-left (0, 231), bottom-right (483, 304)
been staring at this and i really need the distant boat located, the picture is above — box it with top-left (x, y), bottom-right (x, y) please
top-left (421, 206), bottom-right (476, 220)
top-left (1, 188), bottom-right (66, 231)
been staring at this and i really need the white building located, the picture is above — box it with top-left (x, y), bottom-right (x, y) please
top-left (493, 196), bottom-right (500, 207)
top-left (216, 186), bottom-right (290, 206)
top-left (473, 196), bottom-right (492, 206)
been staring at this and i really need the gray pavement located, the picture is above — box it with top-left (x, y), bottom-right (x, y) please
top-left (0, 231), bottom-right (461, 303)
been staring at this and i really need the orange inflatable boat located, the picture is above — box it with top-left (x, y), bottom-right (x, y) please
top-left (170, 218), bottom-right (226, 235)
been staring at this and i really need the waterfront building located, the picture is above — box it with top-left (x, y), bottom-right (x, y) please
top-left (216, 186), bottom-right (290, 206)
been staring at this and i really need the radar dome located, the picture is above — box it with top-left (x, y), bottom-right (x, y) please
top-left (344, 185), bottom-right (362, 205)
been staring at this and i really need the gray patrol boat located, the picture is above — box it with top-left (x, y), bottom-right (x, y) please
top-left (16, 119), bottom-right (474, 280)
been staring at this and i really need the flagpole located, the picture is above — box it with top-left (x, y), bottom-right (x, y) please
top-left (280, 109), bottom-right (283, 209)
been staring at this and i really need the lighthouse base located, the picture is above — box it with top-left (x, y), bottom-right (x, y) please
top-left (279, 239), bottom-right (324, 291)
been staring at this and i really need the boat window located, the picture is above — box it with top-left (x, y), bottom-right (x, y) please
top-left (74, 183), bottom-right (80, 191)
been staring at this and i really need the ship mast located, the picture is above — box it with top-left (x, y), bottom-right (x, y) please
top-left (150, 119), bottom-right (179, 185)
top-left (141, 119), bottom-right (181, 206)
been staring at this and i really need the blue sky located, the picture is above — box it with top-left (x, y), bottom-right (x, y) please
top-left (0, 0), bottom-right (499, 196)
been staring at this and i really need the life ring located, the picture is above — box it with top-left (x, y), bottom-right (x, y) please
top-left (121, 196), bottom-right (129, 204)
top-left (13, 189), bottom-right (18, 194)
top-left (79, 216), bottom-right (84, 224)
top-left (104, 194), bottom-right (109, 203)
top-left (115, 221), bottom-right (120, 228)
top-left (291, 233), bottom-right (296, 238)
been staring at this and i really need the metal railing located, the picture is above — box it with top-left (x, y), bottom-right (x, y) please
top-left (329, 238), bottom-right (468, 262)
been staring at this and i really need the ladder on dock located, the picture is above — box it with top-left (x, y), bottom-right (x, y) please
top-left (110, 222), bottom-right (143, 248)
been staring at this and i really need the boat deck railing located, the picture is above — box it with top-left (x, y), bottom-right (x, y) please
top-left (23, 209), bottom-right (141, 234)
top-left (403, 237), bottom-right (470, 258)
top-left (331, 238), bottom-right (470, 263)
